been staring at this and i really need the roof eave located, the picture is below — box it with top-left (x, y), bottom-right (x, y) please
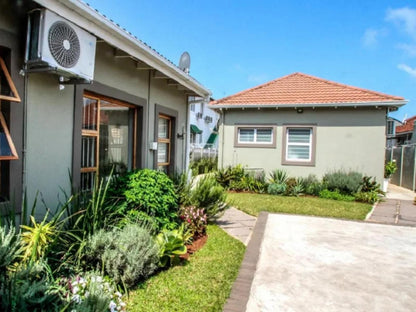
top-left (34, 0), bottom-right (211, 98)
top-left (208, 100), bottom-right (407, 111)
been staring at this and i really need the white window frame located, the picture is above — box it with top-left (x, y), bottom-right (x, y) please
top-left (234, 125), bottom-right (276, 148)
top-left (282, 125), bottom-right (316, 166)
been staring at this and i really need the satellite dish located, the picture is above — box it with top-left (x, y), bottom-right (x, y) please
top-left (179, 51), bottom-right (190, 74)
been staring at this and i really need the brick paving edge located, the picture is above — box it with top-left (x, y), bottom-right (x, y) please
top-left (223, 211), bottom-right (268, 312)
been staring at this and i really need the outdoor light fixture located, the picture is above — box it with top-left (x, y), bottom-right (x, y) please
top-left (296, 108), bottom-right (304, 114)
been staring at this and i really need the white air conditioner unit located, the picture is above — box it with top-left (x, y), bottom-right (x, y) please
top-left (25, 9), bottom-right (96, 81)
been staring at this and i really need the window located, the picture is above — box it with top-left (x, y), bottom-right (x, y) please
top-left (282, 125), bottom-right (316, 166)
top-left (157, 115), bottom-right (172, 172)
top-left (234, 126), bottom-right (276, 148)
top-left (81, 93), bottom-right (137, 191)
top-left (387, 120), bottom-right (395, 136)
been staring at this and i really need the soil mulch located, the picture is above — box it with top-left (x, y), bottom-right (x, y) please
top-left (181, 234), bottom-right (208, 260)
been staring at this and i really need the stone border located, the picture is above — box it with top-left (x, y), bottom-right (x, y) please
top-left (223, 211), bottom-right (268, 312)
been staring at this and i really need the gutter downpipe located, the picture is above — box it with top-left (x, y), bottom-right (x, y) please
top-left (220, 108), bottom-right (225, 169)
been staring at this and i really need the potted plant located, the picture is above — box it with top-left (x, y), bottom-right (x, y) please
top-left (383, 160), bottom-right (397, 192)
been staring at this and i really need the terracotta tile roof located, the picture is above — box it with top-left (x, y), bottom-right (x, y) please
top-left (210, 72), bottom-right (404, 106)
top-left (396, 116), bottom-right (416, 134)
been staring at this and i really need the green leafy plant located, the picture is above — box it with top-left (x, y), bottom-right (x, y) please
top-left (215, 165), bottom-right (246, 189)
top-left (267, 183), bottom-right (287, 195)
top-left (284, 177), bottom-right (304, 196)
top-left (156, 225), bottom-right (188, 268)
top-left (268, 169), bottom-right (289, 184)
top-left (229, 175), bottom-right (267, 193)
top-left (303, 174), bottom-right (325, 196)
top-left (179, 206), bottom-right (207, 237)
top-left (319, 189), bottom-right (355, 201)
top-left (0, 260), bottom-right (60, 311)
top-left (110, 169), bottom-right (178, 231)
top-left (188, 175), bottom-right (228, 221)
top-left (190, 157), bottom-right (218, 176)
top-left (384, 161), bottom-right (397, 179)
top-left (323, 170), bottom-right (363, 195)
top-left (354, 191), bottom-right (379, 204)
top-left (0, 226), bottom-right (21, 274)
top-left (84, 224), bottom-right (159, 288)
top-left (359, 176), bottom-right (381, 193)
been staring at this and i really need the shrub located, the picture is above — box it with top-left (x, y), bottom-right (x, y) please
top-left (179, 206), bottom-right (207, 237)
top-left (229, 175), bottom-right (267, 193)
top-left (268, 169), bottom-right (289, 184)
top-left (84, 224), bottom-right (159, 288)
top-left (190, 157), bottom-right (218, 176)
top-left (56, 272), bottom-right (126, 312)
top-left (110, 169), bottom-right (178, 231)
top-left (359, 176), bottom-right (381, 193)
top-left (303, 174), bottom-right (325, 196)
top-left (267, 183), bottom-right (287, 195)
top-left (0, 260), bottom-right (60, 311)
top-left (319, 189), bottom-right (355, 201)
top-left (284, 177), bottom-right (304, 196)
top-left (354, 191), bottom-right (379, 204)
top-left (156, 225), bottom-right (189, 268)
top-left (215, 165), bottom-right (246, 189)
top-left (323, 170), bottom-right (363, 195)
top-left (188, 175), bottom-right (228, 221)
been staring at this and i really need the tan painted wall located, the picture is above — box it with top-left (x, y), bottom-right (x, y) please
top-left (219, 108), bottom-right (387, 182)
top-left (26, 73), bottom-right (75, 213)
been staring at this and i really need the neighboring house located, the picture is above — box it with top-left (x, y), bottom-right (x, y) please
top-left (0, 0), bottom-right (210, 214)
top-left (395, 116), bottom-right (416, 145)
top-left (209, 72), bottom-right (406, 183)
top-left (189, 96), bottom-right (219, 150)
top-left (386, 117), bottom-right (403, 147)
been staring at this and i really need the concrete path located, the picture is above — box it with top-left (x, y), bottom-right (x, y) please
top-left (217, 207), bottom-right (257, 246)
top-left (368, 184), bottom-right (416, 226)
top-left (245, 214), bottom-right (416, 312)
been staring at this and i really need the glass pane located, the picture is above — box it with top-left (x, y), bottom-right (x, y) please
top-left (81, 136), bottom-right (96, 168)
top-left (287, 145), bottom-right (310, 160)
top-left (288, 128), bottom-right (311, 143)
top-left (99, 101), bottom-right (130, 177)
top-left (80, 171), bottom-right (95, 192)
top-left (158, 142), bottom-right (169, 163)
top-left (82, 97), bottom-right (98, 130)
top-left (256, 129), bottom-right (272, 142)
top-left (0, 124), bottom-right (12, 157)
top-left (158, 117), bottom-right (169, 139)
top-left (239, 128), bottom-right (255, 142)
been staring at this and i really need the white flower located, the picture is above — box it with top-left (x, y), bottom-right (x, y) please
top-left (72, 294), bottom-right (81, 303)
top-left (115, 291), bottom-right (122, 298)
top-left (72, 286), bottom-right (80, 294)
top-left (109, 300), bottom-right (117, 312)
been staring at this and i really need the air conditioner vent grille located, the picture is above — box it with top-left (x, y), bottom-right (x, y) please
top-left (48, 21), bottom-right (80, 68)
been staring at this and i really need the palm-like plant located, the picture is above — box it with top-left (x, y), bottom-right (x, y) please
top-left (269, 169), bottom-right (289, 184)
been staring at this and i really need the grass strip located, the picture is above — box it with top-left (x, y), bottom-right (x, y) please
top-left (227, 192), bottom-right (372, 220)
top-left (127, 224), bottom-right (245, 312)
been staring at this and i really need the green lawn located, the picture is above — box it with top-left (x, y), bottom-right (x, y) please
top-left (227, 192), bottom-right (372, 220)
top-left (127, 225), bottom-right (245, 312)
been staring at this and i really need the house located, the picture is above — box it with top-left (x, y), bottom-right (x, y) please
top-left (0, 0), bottom-right (210, 214)
top-left (189, 96), bottom-right (219, 159)
top-left (386, 116), bottom-right (403, 147)
top-left (209, 72), bottom-right (406, 183)
top-left (395, 115), bottom-right (416, 145)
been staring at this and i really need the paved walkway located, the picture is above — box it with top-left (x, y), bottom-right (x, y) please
top-left (217, 207), bottom-right (257, 246)
top-left (367, 184), bottom-right (416, 226)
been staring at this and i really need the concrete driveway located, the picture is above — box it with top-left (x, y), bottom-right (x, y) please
top-left (227, 213), bottom-right (416, 312)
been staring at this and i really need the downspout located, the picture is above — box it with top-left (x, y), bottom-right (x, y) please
top-left (220, 108), bottom-right (225, 169)
top-left (184, 96), bottom-right (190, 173)
top-left (21, 69), bottom-right (28, 216)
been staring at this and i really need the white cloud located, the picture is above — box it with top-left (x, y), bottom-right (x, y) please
top-left (398, 63), bottom-right (416, 77)
top-left (362, 28), bottom-right (379, 47)
top-left (386, 7), bottom-right (416, 39)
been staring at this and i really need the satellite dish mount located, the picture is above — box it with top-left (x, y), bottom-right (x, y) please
top-left (179, 51), bottom-right (190, 74)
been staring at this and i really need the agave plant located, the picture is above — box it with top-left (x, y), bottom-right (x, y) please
top-left (0, 226), bottom-right (21, 273)
top-left (269, 169), bottom-right (289, 184)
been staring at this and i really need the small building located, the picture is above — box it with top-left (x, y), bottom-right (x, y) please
top-left (386, 117), bottom-right (403, 147)
top-left (209, 72), bottom-right (406, 182)
top-left (1, 0), bottom-right (210, 214)
top-left (395, 116), bottom-right (416, 146)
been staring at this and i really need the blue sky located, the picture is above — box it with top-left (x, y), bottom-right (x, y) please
top-left (86, 0), bottom-right (416, 120)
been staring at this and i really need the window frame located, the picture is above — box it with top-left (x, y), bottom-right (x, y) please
top-left (234, 125), bottom-right (276, 148)
top-left (282, 125), bottom-right (316, 166)
top-left (157, 114), bottom-right (172, 169)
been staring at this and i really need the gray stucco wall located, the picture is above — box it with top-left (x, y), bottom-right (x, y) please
top-left (26, 74), bottom-right (74, 213)
top-left (219, 108), bottom-right (387, 183)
